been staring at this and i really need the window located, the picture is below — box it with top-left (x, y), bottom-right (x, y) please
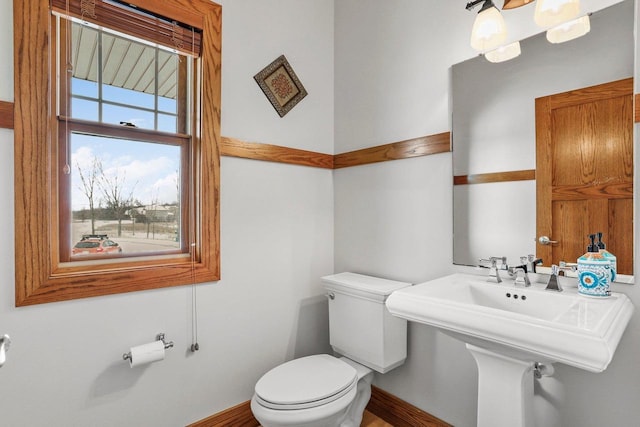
top-left (14, 0), bottom-right (221, 305)
top-left (58, 17), bottom-right (191, 260)
top-left (65, 20), bottom-right (187, 132)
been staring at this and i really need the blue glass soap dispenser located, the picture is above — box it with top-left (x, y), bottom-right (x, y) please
top-left (596, 231), bottom-right (617, 283)
top-left (577, 234), bottom-right (612, 298)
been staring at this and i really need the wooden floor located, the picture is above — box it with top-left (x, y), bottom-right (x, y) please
top-left (361, 410), bottom-right (394, 427)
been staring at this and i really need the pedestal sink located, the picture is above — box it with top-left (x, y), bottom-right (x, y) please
top-left (385, 273), bottom-right (634, 427)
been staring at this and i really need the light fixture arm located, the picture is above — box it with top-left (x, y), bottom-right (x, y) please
top-left (466, 0), bottom-right (494, 12)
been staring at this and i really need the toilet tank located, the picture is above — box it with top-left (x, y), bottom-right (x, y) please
top-left (321, 272), bottom-right (411, 373)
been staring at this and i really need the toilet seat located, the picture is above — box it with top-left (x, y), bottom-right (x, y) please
top-left (254, 354), bottom-right (358, 410)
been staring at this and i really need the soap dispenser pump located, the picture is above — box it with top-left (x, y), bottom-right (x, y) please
top-left (577, 234), bottom-right (611, 297)
top-left (596, 231), bottom-right (617, 283)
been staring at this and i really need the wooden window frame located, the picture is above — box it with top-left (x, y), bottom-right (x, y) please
top-left (14, 0), bottom-right (221, 306)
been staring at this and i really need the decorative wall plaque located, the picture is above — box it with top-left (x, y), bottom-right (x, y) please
top-left (254, 55), bottom-right (308, 117)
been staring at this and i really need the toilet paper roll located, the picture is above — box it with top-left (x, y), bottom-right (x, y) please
top-left (128, 340), bottom-right (165, 368)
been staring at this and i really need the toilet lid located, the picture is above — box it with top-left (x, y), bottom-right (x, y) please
top-left (254, 354), bottom-right (358, 410)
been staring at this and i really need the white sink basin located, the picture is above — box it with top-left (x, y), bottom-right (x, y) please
top-left (386, 273), bottom-right (634, 373)
top-left (386, 273), bottom-right (634, 427)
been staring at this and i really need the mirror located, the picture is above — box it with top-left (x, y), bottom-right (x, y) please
top-left (452, 0), bottom-right (634, 276)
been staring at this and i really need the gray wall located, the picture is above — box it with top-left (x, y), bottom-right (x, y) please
top-left (334, 1), bottom-right (637, 427)
top-left (0, 1), bottom-right (335, 425)
top-left (0, 0), bottom-right (637, 426)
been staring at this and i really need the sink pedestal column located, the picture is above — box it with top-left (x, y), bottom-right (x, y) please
top-left (467, 344), bottom-right (536, 427)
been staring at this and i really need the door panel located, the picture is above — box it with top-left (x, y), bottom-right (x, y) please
top-left (609, 198), bottom-right (634, 274)
top-left (536, 78), bottom-right (633, 274)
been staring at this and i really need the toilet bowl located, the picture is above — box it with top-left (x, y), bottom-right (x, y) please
top-left (250, 354), bottom-right (373, 427)
top-left (250, 273), bottom-right (411, 427)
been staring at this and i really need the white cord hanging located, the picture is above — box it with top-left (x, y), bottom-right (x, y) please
top-left (190, 242), bottom-right (200, 352)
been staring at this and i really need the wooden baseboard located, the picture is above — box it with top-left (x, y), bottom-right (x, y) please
top-left (188, 386), bottom-right (450, 427)
top-left (366, 385), bottom-right (452, 427)
top-left (186, 400), bottom-right (259, 427)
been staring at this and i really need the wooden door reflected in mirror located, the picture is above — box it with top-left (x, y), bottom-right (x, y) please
top-left (535, 78), bottom-right (633, 274)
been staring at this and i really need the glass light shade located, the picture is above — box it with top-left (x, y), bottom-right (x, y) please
top-left (470, 5), bottom-right (508, 52)
top-left (546, 15), bottom-right (590, 43)
top-left (535, 0), bottom-right (580, 27)
top-left (485, 41), bottom-right (521, 63)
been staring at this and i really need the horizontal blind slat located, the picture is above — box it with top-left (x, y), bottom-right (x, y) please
top-left (51, 0), bottom-right (202, 56)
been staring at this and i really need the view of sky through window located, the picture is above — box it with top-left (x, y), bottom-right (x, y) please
top-left (70, 134), bottom-right (180, 212)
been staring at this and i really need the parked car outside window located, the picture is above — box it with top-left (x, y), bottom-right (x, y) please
top-left (72, 234), bottom-right (122, 256)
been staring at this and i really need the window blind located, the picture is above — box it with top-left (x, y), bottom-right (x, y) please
top-left (51, 0), bottom-right (202, 56)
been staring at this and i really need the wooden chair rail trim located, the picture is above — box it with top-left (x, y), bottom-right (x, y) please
top-left (0, 99), bottom-right (449, 170)
top-left (333, 132), bottom-right (451, 169)
top-left (221, 132), bottom-right (451, 170)
top-left (186, 385), bottom-right (452, 427)
top-left (0, 101), bottom-right (14, 129)
top-left (454, 169), bottom-right (536, 185)
top-left (220, 136), bottom-right (334, 169)
top-left (1, 104), bottom-right (448, 170)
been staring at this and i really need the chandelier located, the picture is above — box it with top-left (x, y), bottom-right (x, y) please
top-left (467, 0), bottom-right (590, 63)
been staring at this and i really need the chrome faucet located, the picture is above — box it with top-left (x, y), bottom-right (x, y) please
top-left (508, 266), bottom-right (531, 287)
top-left (478, 256), bottom-right (507, 283)
top-left (524, 255), bottom-right (543, 273)
top-left (545, 262), bottom-right (577, 292)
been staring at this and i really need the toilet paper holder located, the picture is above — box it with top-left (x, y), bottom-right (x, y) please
top-left (122, 333), bottom-right (174, 362)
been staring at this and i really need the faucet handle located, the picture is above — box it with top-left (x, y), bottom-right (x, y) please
top-left (478, 257), bottom-right (507, 283)
top-left (527, 254), bottom-right (543, 264)
top-left (546, 262), bottom-right (578, 292)
top-left (546, 265), bottom-right (563, 292)
top-left (478, 256), bottom-right (507, 269)
top-left (508, 266), bottom-right (531, 287)
top-left (554, 262), bottom-right (578, 278)
top-left (523, 255), bottom-right (543, 273)
top-left (558, 261), bottom-right (577, 272)
top-left (478, 258), bottom-right (494, 269)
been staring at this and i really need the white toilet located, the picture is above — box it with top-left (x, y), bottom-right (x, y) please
top-left (250, 272), bottom-right (411, 427)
